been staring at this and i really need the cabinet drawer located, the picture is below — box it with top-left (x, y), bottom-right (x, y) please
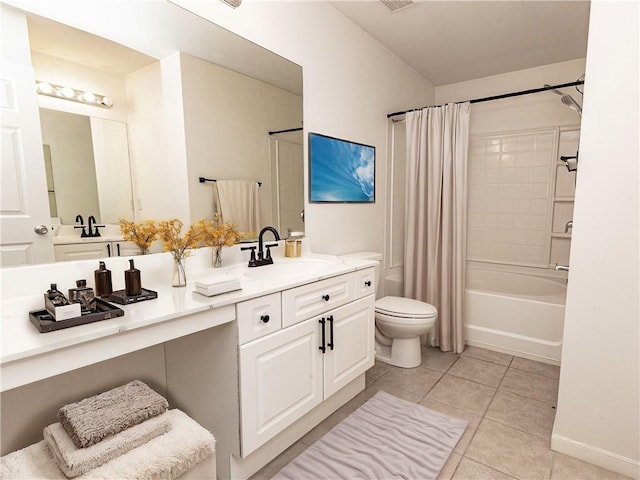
top-left (282, 273), bottom-right (355, 328)
top-left (354, 267), bottom-right (376, 299)
top-left (237, 292), bottom-right (282, 345)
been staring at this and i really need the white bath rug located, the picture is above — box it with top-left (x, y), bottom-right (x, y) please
top-left (273, 390), bottom-right (468, 480)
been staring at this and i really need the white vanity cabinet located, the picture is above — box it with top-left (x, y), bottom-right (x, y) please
top-left (54, 240), bottom-right (138, 261)
top-left (238, 271), bottom-right (375, 457)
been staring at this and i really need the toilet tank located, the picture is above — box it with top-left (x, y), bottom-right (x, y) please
top-left (343, 252), bottom-right (382, 297)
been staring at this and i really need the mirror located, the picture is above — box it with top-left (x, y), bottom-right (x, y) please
top-left (39, 108), bottom-right (134, 225)
top-left (13, 1), bottom-right (303, 263)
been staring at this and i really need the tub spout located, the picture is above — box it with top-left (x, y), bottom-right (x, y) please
top-left (554, 264), bottom-right (569, 272)
top-left (564, 220), bottom-right (573, 233)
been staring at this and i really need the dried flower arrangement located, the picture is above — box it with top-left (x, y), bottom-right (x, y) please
top-left (118, 219), bottom-right (158, 255)
top-left (195, 215), bottom-right (242, 267)
top-left (157, 218), bottom-right (202, 261)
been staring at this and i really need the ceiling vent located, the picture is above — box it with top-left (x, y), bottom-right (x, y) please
top-left (379, 0), bottom-right (415, 13)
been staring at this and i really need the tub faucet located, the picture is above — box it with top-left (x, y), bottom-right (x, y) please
top-left (564, 220), bottom-right (573, 233)
top-left (554, 264), bottom-right (570, 272)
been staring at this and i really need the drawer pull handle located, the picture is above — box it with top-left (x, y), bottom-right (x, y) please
top-left (365, 280), bottom-right (372, 287)
top-left (327, 315), bottom-right (334, 350)
top-left (319, 318), bottom-right (326, 353)
top-left (322, 294), bottom-right (330, 302)
top-left (260, 314), bottom-right (270, 323)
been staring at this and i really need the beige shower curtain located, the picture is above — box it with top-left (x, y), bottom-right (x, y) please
top-left (404, 102), bottom-right (470, 353)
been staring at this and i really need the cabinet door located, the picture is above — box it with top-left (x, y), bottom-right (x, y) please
top-left (323, 296), bottom-right (375, 399)
top-left (239, 318), bottom-right (323, 457)
top-left (54, 242), bottom-right (109, 262)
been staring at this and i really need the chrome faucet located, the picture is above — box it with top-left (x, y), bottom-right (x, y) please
top-left (555, 264), bottom-right (570, 272)
top-left (241, 226), bottom-right (281, 267)
top-left (564, 220), bottom-right (573, 233)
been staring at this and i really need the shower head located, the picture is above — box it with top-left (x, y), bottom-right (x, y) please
top-left (561, 95), bottom-right (582, 117)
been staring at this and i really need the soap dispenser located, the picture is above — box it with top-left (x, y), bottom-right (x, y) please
top-left (94, 261), bottom-right (113, 298)
top-left (124, 259), bottom-right (142, 296)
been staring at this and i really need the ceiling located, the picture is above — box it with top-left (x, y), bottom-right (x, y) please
top-left (330, 1), bottom-right (590, 86)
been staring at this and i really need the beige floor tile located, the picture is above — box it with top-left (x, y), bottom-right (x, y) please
top-left (485, 389), bottom-right (556, 440)
top-left (501, 368), bottom-right (559, 405)
top-left (462, 346), bottom-right (513, 366)
top-left (375, 364), bottom-right (443, 397)
top-left (419, 398), bottom-right (482, 455)
top-left (448, 356), bottom-right (508, 387)
top-left (551, 452), bottom-right (633, 480)
top-left (422, 346), bottom-right (461, 372)
top-left (466, 419), bottom-right (553, 480)
top-left (452, 457), bottom-right (517, 479)
top-left (511, 357), bottom-right (561, 379)
top-left (426, 374), bottom-right (496, 415)
top-left (365, 360), bottom-right (392, 386)
top-left (249, 441), bottom-right (308, 479)
top-left (439, 453), bottom-right (463, 480)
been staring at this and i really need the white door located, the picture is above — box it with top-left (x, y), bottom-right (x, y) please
top-left (239, 318), bottom-right (323, 457)
top-left (323, 296), bottom-right (375, 399)
top-left (1, 56), bottom-right (54, 266)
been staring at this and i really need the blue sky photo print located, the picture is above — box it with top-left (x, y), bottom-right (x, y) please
top-left (309, 133), bottom-right (375, 203)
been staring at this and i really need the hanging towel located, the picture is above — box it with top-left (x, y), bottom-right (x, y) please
top-left (215, 180), bottom-right (261, 234)
top-left (58, 380), bottom-right (169, 449)
top-left (44, 412), bottom-right (170, 478)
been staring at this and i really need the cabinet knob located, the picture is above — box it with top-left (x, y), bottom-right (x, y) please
top-left (322, 294), bottom-right (330, 302)
top-left (365, 280), bottom-right (372, 287)
top-left (260, 314), bottom-right (270, 323)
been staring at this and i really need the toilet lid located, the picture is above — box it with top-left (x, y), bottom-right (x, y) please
top-left (375, 296), bottom-right (437, 319)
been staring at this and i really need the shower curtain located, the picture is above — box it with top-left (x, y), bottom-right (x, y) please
top-left (404, 102), bottom-right (470, 353)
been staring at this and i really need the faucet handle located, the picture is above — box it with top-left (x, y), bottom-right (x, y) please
top-left (264, 243), bottom-right (278, 260)
top-left (241, 246), bottom-right (257, 267)
top-left (93, 225), bottom-right (105, 237)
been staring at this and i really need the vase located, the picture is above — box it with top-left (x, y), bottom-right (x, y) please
top-left (139, 246), bottom-right (149, 255)
top-left (213, 246), bottom-right (223, 268)
top-left (172, 256), bottom-right (187, 287)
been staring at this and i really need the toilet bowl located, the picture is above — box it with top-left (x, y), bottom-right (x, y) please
top-left (343, 252), bottom-right (438, 369)
top-left (375, 296), bottom-right (437, 368)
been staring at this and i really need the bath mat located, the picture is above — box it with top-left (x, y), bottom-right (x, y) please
top-left (1, 409), bottom-right (215, 479)
top-left (58, 380), bottom-right (168, 448)
top-left (273, 390), bottom-right (467, 480)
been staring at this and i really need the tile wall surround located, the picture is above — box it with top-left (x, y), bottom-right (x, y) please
top-left (467, 127), bottom-right (578, 269)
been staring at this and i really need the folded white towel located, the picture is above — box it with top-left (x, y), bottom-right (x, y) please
top-left (2, 410), bottom-right (215, 480)
top-left (44, 412), bottom-right (170, 478)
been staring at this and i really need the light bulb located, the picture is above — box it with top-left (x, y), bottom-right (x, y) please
top-left (37, 82), bottom-right (53, 94)
top-left (60, 86), bottom-right (75, 98)
top-left (80, 92), bottom-right (96, 103)
top-left (100, 97), bottom-right (113, 107)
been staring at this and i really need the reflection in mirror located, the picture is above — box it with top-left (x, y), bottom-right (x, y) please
top-left (3, 2), bottom-right (302, 265)
top-left (39, 108), bottom-right (135, 225)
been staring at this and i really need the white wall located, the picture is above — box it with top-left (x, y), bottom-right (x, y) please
top-left (551, 1), bottom-right (640, 477)
top-left (171, 0), bottom-right (435, 256)
top-left (178, 52), bottom-right (302, 226)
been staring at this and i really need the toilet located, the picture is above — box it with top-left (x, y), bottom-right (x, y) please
top-left (345, 252), bottom-right (438, 368)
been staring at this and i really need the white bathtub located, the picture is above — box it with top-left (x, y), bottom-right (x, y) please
top-left (464, 267), bottom-right (566, 365)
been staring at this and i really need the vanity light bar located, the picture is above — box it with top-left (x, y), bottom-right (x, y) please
top-left (35, 81), bottom-right (113, 108)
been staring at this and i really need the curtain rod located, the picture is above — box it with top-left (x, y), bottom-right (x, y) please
top-left (387, 80), bottom-right (585, 119)
top-left (199, 177), bottom-right (262, 187)
top-left (268, 127), bottom-right (303, 135)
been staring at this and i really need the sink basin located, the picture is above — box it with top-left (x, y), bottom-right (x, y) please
top-left (242, 259), bottom-right (334, 279)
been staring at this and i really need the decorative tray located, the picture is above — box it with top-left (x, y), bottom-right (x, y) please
top-left (29, 298), bottom-right (124, 333)
top-left (109, 288), bottom-right (158, 305)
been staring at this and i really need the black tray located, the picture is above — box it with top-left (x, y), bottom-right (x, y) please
top-left (29, 298), bottom-right (124, 333)
top-left (109, 288), bottom-right (158, 305)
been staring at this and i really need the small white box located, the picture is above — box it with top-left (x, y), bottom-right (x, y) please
top-left (53, 303), bottom-right (82, 321)
top-left (194, 276), bottom-right (242, 297)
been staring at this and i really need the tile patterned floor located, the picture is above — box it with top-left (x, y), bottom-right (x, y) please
top-left (250, 346), bottom-right (631, 480)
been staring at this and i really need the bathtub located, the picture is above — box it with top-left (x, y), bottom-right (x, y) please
top-left (464, 267), bottom-right (566, 365)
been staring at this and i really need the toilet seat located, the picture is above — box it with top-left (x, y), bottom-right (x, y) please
top-left (375, 296), bottom-right (437, 319)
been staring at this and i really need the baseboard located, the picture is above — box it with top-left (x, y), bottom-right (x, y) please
top-left (551, 434), bottom-right (640, 479)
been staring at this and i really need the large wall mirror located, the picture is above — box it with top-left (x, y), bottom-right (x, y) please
top-left (10, 1), bottom-right (303, 263)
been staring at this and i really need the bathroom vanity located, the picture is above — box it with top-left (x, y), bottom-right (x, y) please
top-left (0, 243), bottom-right (376, 478)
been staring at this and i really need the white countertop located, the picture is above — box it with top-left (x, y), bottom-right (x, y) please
top-left (0, 244), bottom-right (376, 391)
